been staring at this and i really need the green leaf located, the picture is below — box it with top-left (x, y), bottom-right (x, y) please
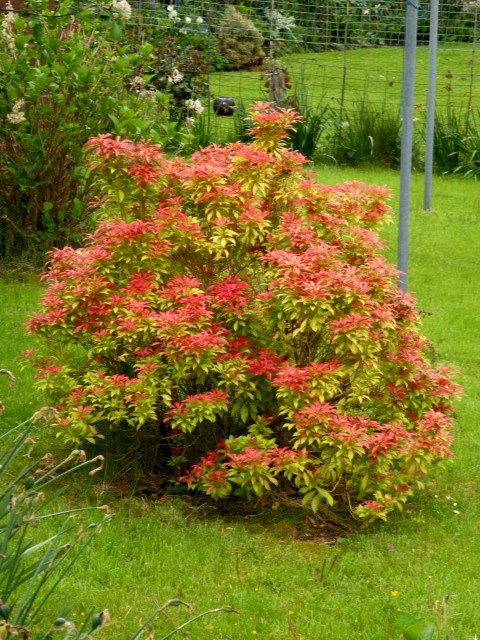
top-left (395, 612), bottom-right (435, 640)
top-left (109, 21), bottom-right (123, 41)
top-left (395, 611), bottom-right (420, 631)
top-left (404, 621), bottom-right (435, 640)
top-left (15, 34), bottom-right (32, 49)
top-left (31, 21), bottom-right (43, 41)
top-left (139, 43), bottom-right (154, 55)
top-left (239, 404), bottom-right (249, 423)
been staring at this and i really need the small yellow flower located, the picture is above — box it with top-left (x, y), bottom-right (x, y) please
top-left (288, 610), bottom-right (294, 615)
top-left (252, 631), bottom-right (257, 635)
top-left (390, 590), bottom-right (399, 597)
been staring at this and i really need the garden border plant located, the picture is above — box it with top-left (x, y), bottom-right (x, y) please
top-left (24, 102), bottom-right (461, 524)
top-left (0, 411), bottom-right (109, 637)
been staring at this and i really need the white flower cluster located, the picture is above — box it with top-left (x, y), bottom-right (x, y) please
top-left (111, 0), bottom-right (132, 21)
top-left (130, 76), bottom-right (156, 101)
top-left (6, 98), bottom-right (26, 125)
top-left (184, 98), bottom-right (204, 114)
top-left (463, 0), bottom-right (480, 11)
top-left (166, 4), bottom-right (180, 21)
top-left (1, 1), bottom-right (16, 54)
top-left (167, 68), bottom-right (184, 84)
top-left (265, 9), bottom-right (296, 38)
top-left (130, 75), bottom-right (145, 91)
top-left (166, 6), bottom-right (203, 25)
top-left (185, 116), bottom-right (195, 128)
top-left (184, 16), bottom-right (204, 24)
top-left (141, 90), bottom-right (157, 101)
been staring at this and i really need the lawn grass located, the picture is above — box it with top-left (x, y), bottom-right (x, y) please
top-left (208, 44), bottom-right (480, 143)
top-left (210, 44), bottom-right (479, 109)
top-left (1, 168), bottom-right (479, 639)
top-left (0, 275), bottom-right (44, 427)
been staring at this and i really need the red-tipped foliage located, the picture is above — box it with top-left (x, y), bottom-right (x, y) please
top-left (26, 103), bottom-right (461, 522)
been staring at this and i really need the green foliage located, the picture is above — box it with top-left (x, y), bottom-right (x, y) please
top-left (134, 4), bottom-right (220, 122)
top-left (25, 103), bottom-right (460, 523)
top-left (395, 611), bottom-right (436, 640)
top-left (0, 0), bottom-right (192, 261)
top-left (432, 108), bottom-right (467, 174)
top-left (216, 5), bottom-right (266, 70)
top-left (392, 592), bottom-right (456, 640)
top-left (206, 0), bottom-right (477, 48)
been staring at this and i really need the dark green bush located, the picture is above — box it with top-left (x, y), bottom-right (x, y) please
top-left (216, 5), bottom-right (266, 70)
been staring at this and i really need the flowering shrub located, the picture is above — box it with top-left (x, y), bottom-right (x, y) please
top-left (0, 0), bottom-right (193, 259)
top-left (25, 102), bottom-right (461, 522)
top-left (135, 4), bottom-right (223, 130)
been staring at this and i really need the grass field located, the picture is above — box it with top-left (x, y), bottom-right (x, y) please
top-left (1, 167), bottom-right (479, 639)
top-left (208, 44), bottom-right (480, 144)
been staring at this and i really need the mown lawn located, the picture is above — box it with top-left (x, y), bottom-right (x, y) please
top-left (1, 167), bottom-right (479, 639)
top-left (208, 44), bottom-right (480, 143)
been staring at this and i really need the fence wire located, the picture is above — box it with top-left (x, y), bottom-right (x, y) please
top-left (132, 1), bottom-right (480, 136)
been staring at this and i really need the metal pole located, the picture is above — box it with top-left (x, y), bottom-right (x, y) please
top-left (424, 0), bottom-right (439, 211)
top-left (268, 0), bottom-right (275, 102)
top-left (397, 0), bottom-right (419, 293)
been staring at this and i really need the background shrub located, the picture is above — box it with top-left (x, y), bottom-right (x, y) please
top-left (135, 4), bottom-right (223, 119)
top-left (216, 5), bottom-right (266, 70)
top-left (25, 103), bottom-right (460, 523)
top-left (0, 0), bottom-right (192, 261)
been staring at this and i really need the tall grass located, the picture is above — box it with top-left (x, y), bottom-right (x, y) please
top-left (1, 168), bottom-right (479, 639)
top-left (433, 107), bottom-right (480, 178)
top-left (285, 85), bottom-right (331, 160)
top-left (329, 100), bottom-right (403, 168)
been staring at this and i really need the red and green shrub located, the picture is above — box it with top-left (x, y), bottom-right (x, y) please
top-left (25, 102), bottom-right (461, 522)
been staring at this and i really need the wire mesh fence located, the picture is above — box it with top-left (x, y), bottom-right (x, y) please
top-left (132, 0), bottom-right (480, 149)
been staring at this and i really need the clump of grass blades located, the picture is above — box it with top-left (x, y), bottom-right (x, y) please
top-left (0, 411), bottom-right (109, 637)
top-left (329, 100), bottom-right (403, 168)
top-left (191, 112), bottom-right (216, 150)
top-left (433, 107), bottom-right (480, 179)
top-left (285, 86), bottom-right (331, 161)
